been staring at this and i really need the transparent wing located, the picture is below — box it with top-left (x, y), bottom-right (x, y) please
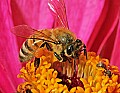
top-left (11, 25), bottom-right (37, 38)
top-left (11, 25), bottom-right (57, 44)
top-left (48, 0), bottom-right (69, 28)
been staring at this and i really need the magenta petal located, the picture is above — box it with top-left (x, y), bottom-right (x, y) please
top-left (87, 0), bottom-right (120, 68)
top-left (10, 0), bottom-right (105, 45)
top-left (110, 18), bottom-right (120, 70)
top-left (97, 12), bottom-right (119, 60)
top-left (87, 0), bottom-right (120, 52)
top-left (11, 0), bottom-right (53, 29)
top-left (10, 0), bottom-right (54, 48)
top-left (65, 0), bottom-right (105, 44)
top-left (48, 0), bottom-right (69, 28)
top-left (0, 66), bottom-right (15, 93)
top-left (87, 0), bottom-right (109, 51)
top-left (0, 0), bottom-right (23, 92)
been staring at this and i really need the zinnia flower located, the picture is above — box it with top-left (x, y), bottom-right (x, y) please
top-left (0, 0), bottom-right (120, 93)
top-left (17, 48), bottom-right (120, 93)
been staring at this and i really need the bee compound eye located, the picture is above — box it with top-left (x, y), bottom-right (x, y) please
top-left (67, 45), bottom-right (74, 55)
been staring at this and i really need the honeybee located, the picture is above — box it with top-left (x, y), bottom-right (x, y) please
top-left (11, 25), bottom-right (87, 63)
top-left (11, 0), bottom-right (87, 69)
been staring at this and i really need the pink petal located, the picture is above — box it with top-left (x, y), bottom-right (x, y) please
top-left (11, 0), bottom-right (53, 29)
top-left (110, 18), bottom-right (120, 70)
top-left (87, 0), bottom-right (120, 66)
top-left (0, 66), bottom-right (16, 93)
top-left (10, 0), bottom-right (54, 48)
top-left (0, 0), bottom-right (23, 92)
top-left (87, 0), bottom-right (109, 50)
top-left (0, 0), bottom-right (119, 92)
top-left (10, 0), bottom-right (105, 46)
top-left (48, 0), bottom-right (69, 28)
top-left (65, 0), bottom-right (105, 44)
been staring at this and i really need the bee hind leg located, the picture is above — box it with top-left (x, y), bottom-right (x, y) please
top-left (34, 58), bottom-right (40, 74)
top-left (40, 42), bottom-right (52, 51)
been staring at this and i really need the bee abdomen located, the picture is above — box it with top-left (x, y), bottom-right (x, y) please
top-left (19, 40), bottom-right (34, 62)
top-left (24, 40), bottom-right (34, 51)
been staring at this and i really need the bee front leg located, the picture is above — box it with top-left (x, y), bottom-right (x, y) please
top-left (60, 51), bottom-right (72, 63)
top-left (54, 52), bottom-right (63, 62)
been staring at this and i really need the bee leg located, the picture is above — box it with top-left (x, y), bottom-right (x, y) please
top-left (54, 52), bottom-right (62, 61)
top-left (34, 58), bottom-right (40, 68)
top-left (83, 45), bottom-right (87, 59)
top-left (40, 42), bottom-right (52, 51)
top-left (60, 51), bottom-right (72, 63)
top-left (45, 42), bottom-right (53, 51)
top-left (63, 56), bottom-right (71, 63)
top-left (73, 58), bottom-right (78, 77)
top-left (34, 58), bottom-right (40, 74)
top-left (62, 56), bottom-right (71, 63)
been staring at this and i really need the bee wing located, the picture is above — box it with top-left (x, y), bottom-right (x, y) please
top-left (11, 25), bottom-right (58, 44)
top-left (48, 0), bottom-right (69, 28)
top-left (11, 25), bottom-right (38, 38)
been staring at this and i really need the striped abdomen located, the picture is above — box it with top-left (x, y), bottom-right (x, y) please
top-left (19, 38), bottom-right (42, 62)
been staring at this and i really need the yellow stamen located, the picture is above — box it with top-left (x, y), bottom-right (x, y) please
top-left (17, 50), bottom-right (120, 93)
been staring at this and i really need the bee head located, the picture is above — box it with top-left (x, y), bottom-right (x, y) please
top-left (66, 39), bottom-right (83, 58)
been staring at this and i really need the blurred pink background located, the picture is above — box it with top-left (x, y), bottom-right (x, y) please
top-left (0, 0), bottom-right (120, 92)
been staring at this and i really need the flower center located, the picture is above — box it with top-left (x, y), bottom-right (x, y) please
top-left (57, 72), bottom-right (84, 90)
top-left (52, 61), bottom-right (84, 90)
